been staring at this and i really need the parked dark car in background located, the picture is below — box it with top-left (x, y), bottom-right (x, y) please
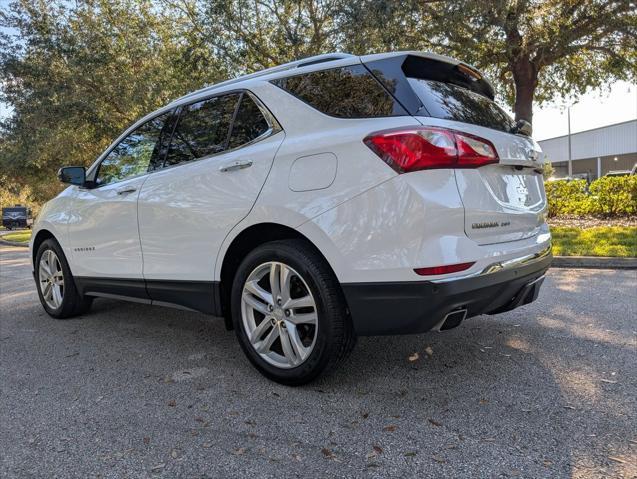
top-left (2, 205), bottom-right (32, 230)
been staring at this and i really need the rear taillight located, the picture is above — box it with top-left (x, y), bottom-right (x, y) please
top-left (363, 127), bottom-right (498, 173)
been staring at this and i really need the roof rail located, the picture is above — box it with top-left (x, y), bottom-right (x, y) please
top-left (174, 53), bottom-right (355, 103)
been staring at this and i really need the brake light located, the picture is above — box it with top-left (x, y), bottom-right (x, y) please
top-left (414, 262), bottom-right (475, 276)
top-left (363, 127), bottom-right (498, 173)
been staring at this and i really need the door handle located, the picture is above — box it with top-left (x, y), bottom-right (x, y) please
top-left (116, 187), bottom-right (137, 195)
top-left (219, 160), bottom-right (253, 172)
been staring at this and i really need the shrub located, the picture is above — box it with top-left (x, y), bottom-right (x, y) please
top-left (544, 179), bottom-right (591, 217)
top-left (588, 175), bottom-right (637, 216)
top-left (545, 175), bottom-right (637, 218)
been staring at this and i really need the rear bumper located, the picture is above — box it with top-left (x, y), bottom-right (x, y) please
top-left (342, 248), bottom-right (552, 336)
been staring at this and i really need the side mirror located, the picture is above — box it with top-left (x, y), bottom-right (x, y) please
top-left (58, 166), bottom-right (86, 186)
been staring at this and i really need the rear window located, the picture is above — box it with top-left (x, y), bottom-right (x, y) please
top-left (228, 94), bottom-right (270, 149)
top-left (272, 65), bottom-right (406, 118)
top-left (408, 78), bottom-right (515, 133)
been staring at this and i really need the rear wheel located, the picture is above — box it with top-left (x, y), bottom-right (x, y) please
top-left (231, 240), bottom-right (355, 385)
top-left (35, 239), bottom-right (92, 319)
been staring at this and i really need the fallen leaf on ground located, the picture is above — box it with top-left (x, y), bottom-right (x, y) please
top-left (232, 447), bottom-right (246, 456)
top-left (150, 463), bottom-right (165, 472)
top-left (362, 412), bottom-right (369, 419)
top-left (171, 449), bottom-right (179, 459)
top-left (479, 399), bottom-right (489, 405)
top-left (408, 352), bottom-right (419, 362)
top-left (424, 346), bottom-right (434, 358)
top-left (143, 437), bottom-right (150, 445)
top-left (432, 454), bottom-right (446, 463)
top-left (372, 445), bottom-right (383, 454)
top-left (404, 451), bottom-right (417, 457)
top-left (291, 453), bottom-right (302, 461)
top-left (321, 448), bottom-right (335, 459)
top-left (167, 400), bottom-right (176, 407)
top-left (600, 379), bottom-right (617, 384)
top-left (608, 456), bottom-right (626, 464)
top-left (563, 405), bottom-right (576, 410)
top-left (383, 425), bottom-right (397, 432)
top-left (428, 418), bottom-right (442, 427)
top-left (202, 442), bottom-right (212, 448)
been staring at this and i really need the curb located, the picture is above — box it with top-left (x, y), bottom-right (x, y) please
top-left (552, 256), bottom-right (637, 269)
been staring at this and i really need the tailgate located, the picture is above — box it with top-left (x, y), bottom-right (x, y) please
top-left (452, 122), bottom-right (546, 245)
top-left (415, 117), bottom-right (547, 245)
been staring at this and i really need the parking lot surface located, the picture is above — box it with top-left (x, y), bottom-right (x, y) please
top-left (1, 244), bottom-right (635, 478)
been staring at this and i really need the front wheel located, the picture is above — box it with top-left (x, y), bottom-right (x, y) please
top-left (35, 239), bottom-right (93, 319)
top-left (231, 240), bottom-right (355, 385)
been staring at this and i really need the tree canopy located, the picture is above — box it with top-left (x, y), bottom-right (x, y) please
top-left (1, 0), bottom-right (635, 202)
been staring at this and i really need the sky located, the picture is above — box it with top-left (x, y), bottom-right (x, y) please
top-left (531, 81), bottom-right (637, 141)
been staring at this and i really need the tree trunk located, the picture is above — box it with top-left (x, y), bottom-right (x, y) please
top-left (512, 58), bottom-right (538, 124)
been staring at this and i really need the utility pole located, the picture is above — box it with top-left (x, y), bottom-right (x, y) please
top-left (567, 106), bottom-right (572, 177)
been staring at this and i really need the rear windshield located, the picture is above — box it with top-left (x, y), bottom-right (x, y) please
top-left (407, 78), bottom-right (515, 133)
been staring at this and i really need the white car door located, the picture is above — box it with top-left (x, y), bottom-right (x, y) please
top-left (137, 92), bottom-right (284, 291)
top-left (67, 111), bottom-right (173, 285)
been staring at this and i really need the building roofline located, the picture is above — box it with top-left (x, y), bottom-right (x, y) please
top-left (538, 118), bottom-right (637, 143)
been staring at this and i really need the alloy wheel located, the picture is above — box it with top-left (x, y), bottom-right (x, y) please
top-left (38, 249), bottom-right (64, 309)
top-left (241, 261), bottom-right (318, 369)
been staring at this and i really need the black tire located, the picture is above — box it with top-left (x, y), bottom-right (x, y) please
top-left (35, 238), bottom-right (93, 319)
top-left (231, 239), bottom-right (356, 385)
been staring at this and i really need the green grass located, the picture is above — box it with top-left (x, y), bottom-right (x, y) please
top-left (2, 230), bottom-right (32, 244)
top-left (551, 226), bottom-right (637, 257)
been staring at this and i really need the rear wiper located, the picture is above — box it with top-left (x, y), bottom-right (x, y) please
top-left (510, 119), bottom-right (533, 136)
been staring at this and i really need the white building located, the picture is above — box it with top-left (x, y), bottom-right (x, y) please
top-left (538, 119), bottom-right (637, 180)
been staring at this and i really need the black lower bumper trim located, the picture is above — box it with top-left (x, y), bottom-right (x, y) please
top-left (341, 253), bottom-right (552, 336)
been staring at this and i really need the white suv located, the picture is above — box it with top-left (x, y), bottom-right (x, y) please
top-left (31, 52), bottom-right (551, 385)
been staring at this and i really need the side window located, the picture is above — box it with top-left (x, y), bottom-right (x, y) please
top-left (164, 93), bottom-right (240, 167)
top-left (97, 112), bottom-right (170, 186)
top-left (228, 94), bottom-right (270, 149)
top-left (271, 65), bottom-right (406, 118)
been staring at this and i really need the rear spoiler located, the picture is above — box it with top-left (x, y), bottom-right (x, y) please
top-left (361, 52), bottom-right (495, 116)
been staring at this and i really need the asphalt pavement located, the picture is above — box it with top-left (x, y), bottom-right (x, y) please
top-left (1, 245), bottom-right (635, 478)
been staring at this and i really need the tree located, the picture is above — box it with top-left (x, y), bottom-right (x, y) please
top-left (342, 0), bottom-right (637, 123)
top-left (0, 0), bottom-right (227, 201)
top-left (163, 0), bottom-right (346, 72)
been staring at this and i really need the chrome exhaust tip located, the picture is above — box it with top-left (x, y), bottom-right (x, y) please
top-left (434, 308), bottom-right (468, 331)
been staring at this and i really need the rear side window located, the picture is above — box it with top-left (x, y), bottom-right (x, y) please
top-left (407, 78), bottom-right (515, 133)
top-left (165, 93), bottom-right (240, 167)
top-left (228, 94), bottom-right (270, 149)
top-left (272, 65), bottom-right (406, 118)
